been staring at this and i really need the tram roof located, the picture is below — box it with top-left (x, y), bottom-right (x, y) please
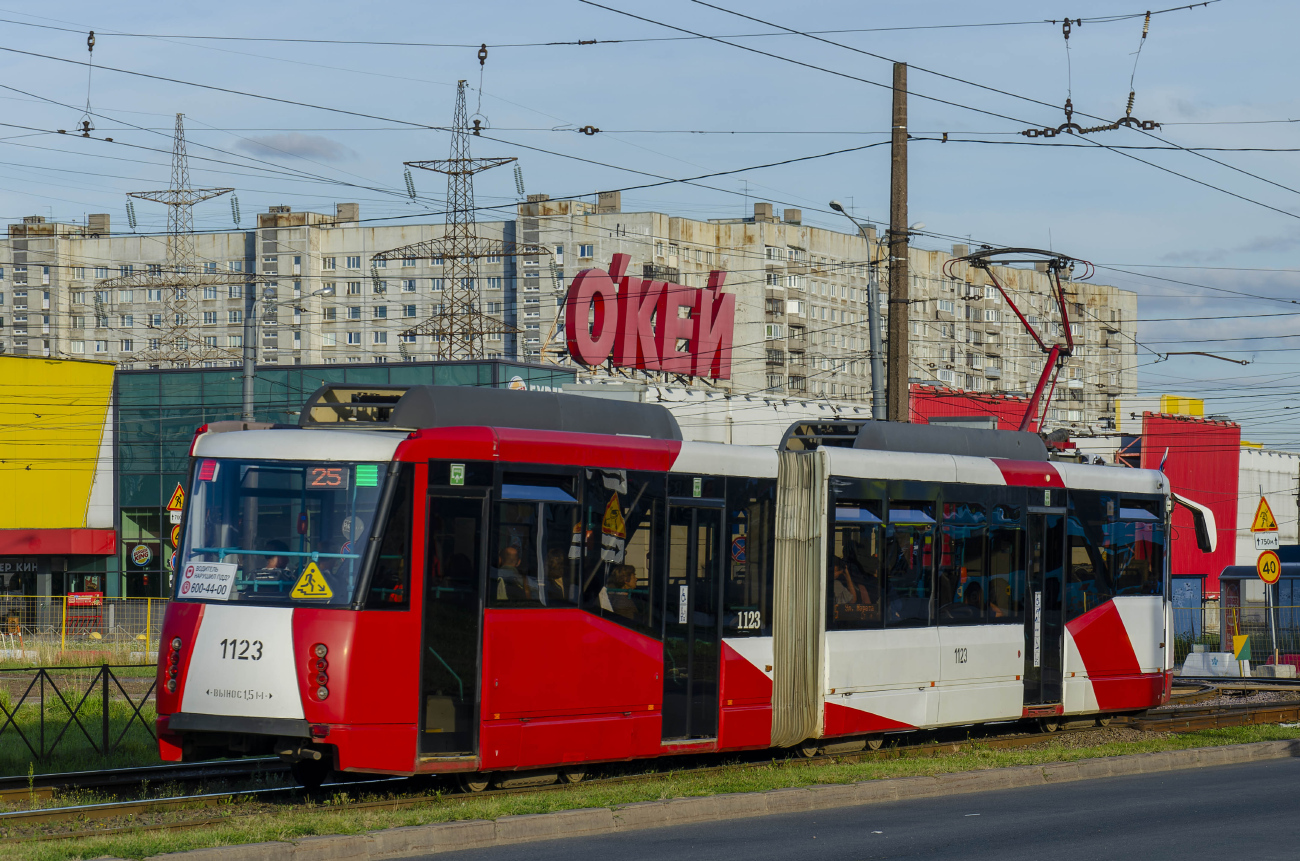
top-left (298, 384), bottom-right (682, 441)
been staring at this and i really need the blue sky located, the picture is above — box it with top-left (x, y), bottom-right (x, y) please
top-left (1, 0), bottom-right (1297, 443)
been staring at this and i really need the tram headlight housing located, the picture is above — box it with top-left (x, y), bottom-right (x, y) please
top-left (166, 678), bottom-right (177, 693)
top-left (313, 643), bottom-right (327, 659)
top-left (316, 686), bottom-right (329, 701)
top-left (171, 637), bottom-right (182, 651)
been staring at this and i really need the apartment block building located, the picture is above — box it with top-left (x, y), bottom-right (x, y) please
top-left (0, 194), bottom-right (1138, 431)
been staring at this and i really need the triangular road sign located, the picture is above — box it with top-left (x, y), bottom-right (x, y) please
top-left (290, 562), bottom-right (333, 600)
top-left (1251, 497), bottom-right (1278, 533)
top-left (166, 482), bottom-right (186, 512)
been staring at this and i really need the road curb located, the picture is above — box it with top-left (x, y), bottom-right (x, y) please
top-left (148, 738), bottom-right (1300, 860)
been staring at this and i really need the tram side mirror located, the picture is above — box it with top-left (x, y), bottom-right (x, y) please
top-left (1172, 493), bottom-right (1216, 554)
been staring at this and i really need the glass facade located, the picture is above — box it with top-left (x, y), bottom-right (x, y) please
top-left (113, 360), bottom-right (575, 597)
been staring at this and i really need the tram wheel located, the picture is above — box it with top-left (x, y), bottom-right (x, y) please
top-left (798, 742), bottom-right (820, 758)
top-left (459, 773), bottom-right (491, 793)
top-left (290, 758), bottom-right (331, 790)
top-left (561, 770), bottom-right (585, 784)
top-left (865, 736), bottom-right (884, 751)
top-left (1038, 718), bottom-right (1060, 733)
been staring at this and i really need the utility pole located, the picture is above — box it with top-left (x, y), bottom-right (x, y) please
top-left (887, 62), bottom-right (910, 423)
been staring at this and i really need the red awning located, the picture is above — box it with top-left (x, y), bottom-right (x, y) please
top-left (0, 529), bottom-right (116, 555)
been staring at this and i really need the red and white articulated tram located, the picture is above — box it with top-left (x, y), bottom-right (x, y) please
top-left (156, 385), bottom-right (1190, 786)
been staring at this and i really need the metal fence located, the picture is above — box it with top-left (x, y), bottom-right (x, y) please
top-left (0, 596), bottom-right (169, 645)
top-left (0, 665), bottom-right (156, 763)
top-left (1221, 598), bottom-right (1300, 667)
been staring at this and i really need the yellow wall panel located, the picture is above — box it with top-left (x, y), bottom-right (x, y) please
top-left (0, 356), bottom-right (114, 529)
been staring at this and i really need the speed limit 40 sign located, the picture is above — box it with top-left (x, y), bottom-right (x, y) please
top-left (1257, 550), bottom-right (1282, 585)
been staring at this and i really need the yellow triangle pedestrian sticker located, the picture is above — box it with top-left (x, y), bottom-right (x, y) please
top-left (1251, 497), bottom-right (1278, 532)
top-left (291, 562), bottom-right (333, 599)
top-left (166, 483), bottom-right (186, 512)
top-left (602, 494), bottom-right (626, 540)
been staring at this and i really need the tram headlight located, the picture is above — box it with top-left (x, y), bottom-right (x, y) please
top-left (313, 643), bottom-right (328, 659)
top-left (166, 679), bottom-right (177, 693)
top-left (316, 686), bottom-right (329, 701)
top-left (171, 637), bottom-right (182, 651)
top-left (315, 672), bottom-right (328, 686)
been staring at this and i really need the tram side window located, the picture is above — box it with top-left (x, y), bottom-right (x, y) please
top-left (725, 477), bottom-right (776, 637)
top-left (488, 474), bottom-right (580, 608)
top-left (1067, 492), bottom-right (1115, 620)
top-left (936, 502), bottom-right (987, 625)
top-left (1111, 499), bottom-right (1165, 596)
top-left (828, 501), bottom-right (883, 630)
top-left (365, 465), bottom-right (412, 609)
top-left (884, 502), bottom-right (936, 627)
top-left (581, 470), bottom-right (660, 632)
top-left (988, 505), bottom-right (1026, 624)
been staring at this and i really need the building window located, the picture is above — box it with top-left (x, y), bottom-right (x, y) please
top-left (402, 279), bottom-right (417, 292)
top-left (71, 341), bottom-right (85, 354)
top-left (228, 310), bottom-right (243, 324)
top-left (347, 282), bottom-right (361, 295)
top-left (120, 314), bottom-right (134, 327)
top-left (202, 311), bottom-right (217, 325)
top-left (121, 339), bottom-right (133, 352)
top-left (322, 257), bottom-right (336, 270)
top-left (346, 256), bottom-right (361, 269)
top-left (486, 277), bottom-right (502, 290)
top-left (229, 285), bottom-right (243, 299)
top-left (373, 331), bottom-right (388, 344)
top-left (373, 258), bottom-right (386, 269)
top-left (347, 332), bottom-right (361, 345)
top-left (229, 260), bottom-right (244, 273)
top-left (147, 288), bottom-right (162, 302)
top-left (94, 340), bottom-right (108, 353)
top-left (203, 336), bottom-right (218, 347)
top-left (93, 267), bottom-right (109, 279)
top-left (374, 281), bottom-right (387, 294)
top-left (324, 307), bottom-right (337, 321)
top-left (373, 305), bottom-right (388, 319)
top-left (431, 278), bottom-right (444, 291)
top-left (118, 290), bottom-right (133, 303)
top-left (578, 244), bottom-right (594, 258)
top-left (403, 304), bottom-right (417, 318)
top-left (72, 267), bottom-right (84, 280)
top-left (228, 334), bottom-right (243, 347)
top-left (347, 306), bottom-right (361, 320)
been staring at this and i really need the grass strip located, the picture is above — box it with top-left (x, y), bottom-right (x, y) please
top-left (16, 724), bottom-right (1300, 861)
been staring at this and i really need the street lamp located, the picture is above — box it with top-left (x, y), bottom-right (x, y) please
top-left (241, 283), bottom-right (335, 420)
top-left (830, 200), bottom-right (886, 421)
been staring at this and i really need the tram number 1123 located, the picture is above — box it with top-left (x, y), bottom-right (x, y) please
top-left (953, 647), bottom-right (968, 665)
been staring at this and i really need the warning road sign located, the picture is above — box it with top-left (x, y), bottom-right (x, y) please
top-left (166, 482), bottom-right (186, 512)
top-left (1250, 497), bottom-right (1278, 532)
top-left (1258, 550), bottom-right (1282, 584)
top-left (290, 562), bottom-right (333, 599)
top-left (1233, 634), bottom-right (1252, 662)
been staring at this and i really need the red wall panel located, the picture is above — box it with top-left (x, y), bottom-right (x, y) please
top-left (909, 385), bottom-right (1038, 431)
top-left (1139, 413), bottom-right (1239, 597)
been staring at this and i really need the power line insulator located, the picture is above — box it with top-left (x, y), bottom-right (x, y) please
top-left (478, 43), bottom-right (488, 66)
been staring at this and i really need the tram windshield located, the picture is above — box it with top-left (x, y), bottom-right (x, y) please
top-left (175, 458), bottom-right (389, 606)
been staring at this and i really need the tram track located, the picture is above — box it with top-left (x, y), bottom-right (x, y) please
top-left (7, 689), bottom-right (1300, 844)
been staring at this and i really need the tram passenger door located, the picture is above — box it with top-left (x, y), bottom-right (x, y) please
top-left (661, 505), bottom-right (723, 741)
top-left (1025, 511), bottom-right (1066, 706)
top-left (420, 494), bottom-right (486, 756)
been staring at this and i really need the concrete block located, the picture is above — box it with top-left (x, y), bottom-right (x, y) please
top-left (495, 807), bottom-right (615, 844)
top-left (852, 779), bottom-right (900, 804)
top-left (612, 801), bottom-right (672, 831)
top-left (1179, 653), bottom-right (1243, 677)
top-left (1073, 758), bottom-right (1117, 780)
top-left (368, 821), bottom-right (497, 857)
top-left (708, 791), bottom-right (772, 819)
top-left (933, 769), bottom-right (1015, 793)
top-left (153, 843), bottom-right (291, 861)
top-left (802, 784), bottom-right (860, 810)
top-left (887, 776), bottom-right (946, 801)
top-left (289, 834), bottom-right (375, 861)
top-left (763, 787), bottom-right (819, 814)
top-left (654, 795), bottom-right (745, 824)
top-left (1037, 761), bottom-right (1081, 783)
top-left (1253, 663), bottom-right (1297, 679)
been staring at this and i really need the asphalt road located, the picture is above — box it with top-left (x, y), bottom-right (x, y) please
top-left (411, 757), bottom-right (1300, 861)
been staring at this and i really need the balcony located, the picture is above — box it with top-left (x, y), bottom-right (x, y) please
top-left (985, 366), bottom-right (1002, 380)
